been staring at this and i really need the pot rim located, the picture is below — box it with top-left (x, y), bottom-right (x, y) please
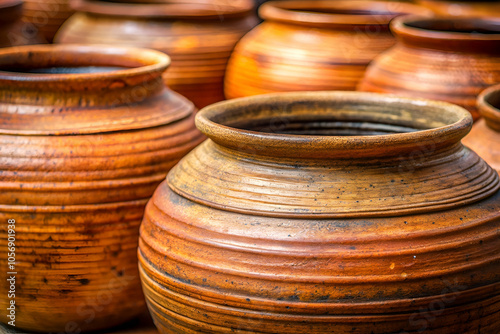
top-left (196, 91), bottom-right (472, 159)
top-left (392, 15), bottom-right (500, 42)
top-left (0, 0), bottom-right (21, 10)
top-left (259, 1), bottom-right (431, 28)
top-left (70, 0), bottom-right (254, 19)
top-left (478, 84), bottom-right (500, 132)
top-left (0, 44), bottom-right (170, 85)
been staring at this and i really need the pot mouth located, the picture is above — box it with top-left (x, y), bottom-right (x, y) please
top-left (0, 44), bottom-right (170, 86)
top-left (478, 84), bottom-right (500, 132)
top-left (392, 15), bottom-right (500, 41)
top-left (259, 1), bottom-right (431, 28)
top-left (196, 91), bottom-right (472, 159)
top-left (71, 0), bottom-right (254, 19)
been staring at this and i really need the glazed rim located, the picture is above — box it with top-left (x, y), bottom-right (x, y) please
top-left (0, 0), bottom-right (22, 10)
top-left (196, 91), bottom-right (472, 159)
top-left (0, 44), bottom-right (170, 84)
top-left (478, 84), bottom-right (500, 132)
top-left (392, 15), bottom-right (500, 41)
top-left (259, 1), bottom-right (431, 27)
top-left (71, 0), bottom-right (254, 18)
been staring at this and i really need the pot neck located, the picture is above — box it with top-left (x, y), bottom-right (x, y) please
top-left (196, 92), bottom-right (472, 161)
top-left (478, 85), bottom-right (500, 132)
top-left (0, 44), bottom-right (169, 107)
top-left (392, 15), bottom-right (500, 54)
top-left (259, 1), bottom-right (431, 30)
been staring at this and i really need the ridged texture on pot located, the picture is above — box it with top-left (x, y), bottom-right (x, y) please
top-left (416, 0), bottom-right (500, 17)
top-left (358, 16), bottom-right (500, 121)
top-left (224, 1), bottom-right (431, 99)
top-left (463, 84), bottom-right (500, 173)
top-left (0, 0), bottom-right (45, 47)
top-left (139, 92), bottom-right (500, 334)
top-left (21, 0), bottom-right (74, 42)
top-left (0, 45), bottom-right (204, 333)
top-left (54, 0), bottom-right (257, 109)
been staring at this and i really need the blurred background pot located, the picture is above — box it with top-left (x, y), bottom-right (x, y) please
top-left (21, 0), bottom-right (74, 42)
top-left (55, 0), bottom-right (257, 108)
top-left (463, 84), bottom-right (500, 172)
top-left (139, 92), bottom-right (500, 334)
top-left (0, 0), bottom-right (44, 47)
top-left (358, 16), bottom-right (500, 121)
top-left (416, 0), bottom-right (500, 18)
top-left (0, 44), bottom-right (203, 333)
top-left (224, 0), bottom-right (431, 99)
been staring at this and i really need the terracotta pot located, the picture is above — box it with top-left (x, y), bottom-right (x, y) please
top-left (416, 0), bottom-right (500, 18)
top-left (139, 91), bottom-right (500, 334)
top-left (0, 0), bottom-right (44, 47)
top-left (224, 1), bottom-right (431, 99)
top-left (55, 0), bottom-right (257, 109)
top-left (463, 84), bottom-right (500, 173)
top-left (0, 44), bottom-right (204, 333)
top-left (358, 16), bottom-right (500, 121)
top-left (22, 0), bottom-right (74, 42)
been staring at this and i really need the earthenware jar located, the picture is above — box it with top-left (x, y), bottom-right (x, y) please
top-left (0, 0), bottom-right (44, 47)
top-left (358, 16), bottom-right (500, 121)
top-left (139, 91), bottom-right (500, 334)
top-left (21, 0), bottom-right (74, 42)
top-left (0, 44), bottom-right (203, 333)
top-left (463, 84), bottom-right (500, 172)
top-left (416, 0), bottom-right (500, 17)
top-left (224, 1), bottom-right (431, 99)
top-left (55, 0), bottom-right (257, 108)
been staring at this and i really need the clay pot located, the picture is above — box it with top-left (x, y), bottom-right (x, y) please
top-left (416, 0), bottom-right (500, 18)
top-left (22, 0), bottom-right (74, 42)
top-left (358, 16), bottom-right (500, 121)
top-left (0, 44), bottom-right (203, 333)
top-left (139, 91), bottom-right (500, 334)
top-left (55, 0), bottom-right (257, 109)
top-left (224, 1), bottom-right (431, 99)
top-left (0, 0), bottom-right (44, 47)
top-left (463, 84), bottom-right (500, 173)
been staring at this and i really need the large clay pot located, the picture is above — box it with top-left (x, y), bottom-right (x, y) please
top-left (358, 16), bottom-right (500, 121)
top-left (22, 0), bottom-right (74, 42)
top-left (0, 44), bottom-right (204, 333)
top-left (55, 0), bottom-right (257, 109)
top-left (416, 0), bottom-right (500, 18)
top-left (463, 84), bottom-right (500, 172)
top-left (0, 0), bottom-right (44, 47)
top-left (224, 1), bottom-right (431, 99)
top-left (139, 91), bottom-right (500, 334)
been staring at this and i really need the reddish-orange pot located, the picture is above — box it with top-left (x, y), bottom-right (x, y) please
top-left (224, 1), bottom-right (431, 99)
top-left (358, 16), bottom-right (500, 121)
top-left (55, 0), bottom-right (257, 109)
top-left (463, 84), bottom-right (500, 173)
top-left (21, 0), bottom-right (74, 42)
top-left (139, 92), bottom-right (500, 334)
top-left (0, 0), bottom-right (44, 47)
top-left (0, 44), bottom-right (203, 333)
top-left (416, 0), bottom-right (500, 17)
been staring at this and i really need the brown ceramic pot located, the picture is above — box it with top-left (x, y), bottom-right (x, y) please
top-left (0, 44), bottom-right (204, 333)
top-left (416, 0), bottom-right (500, 18)
top-left (139, 91), bottom-right (500, 334)
top-left (21, 0), bottom-right (74, 42)
top-left (0, 0), bottom-right (44, 47)
top-left (224, 1), bottom-right (431, 99)
top-left (55, 0), bottom-right (257, 109)
top-left (358, 16), bottom-right (500, 121)
top-left (463, 84), bottom-right (500, 173)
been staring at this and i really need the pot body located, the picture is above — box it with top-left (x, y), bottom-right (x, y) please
top-left (224, 1), bottom-right (430, 99)
top-left (55, 0), bottom-right (257, 108)
top-left (416, 0), bottom-right (500, 17)
top-left (358, 16), bottom-right (500, 121)
top-left (0, 45), bottom-right (204, 333)
top-left (21, 0), bottom-right (74, 42)
top-left (0, 0), bottom-right (44, 47)
top-left (139, 92), bottom-right (500, 334)
top-left (463, 84), bottom-right (500, 172)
